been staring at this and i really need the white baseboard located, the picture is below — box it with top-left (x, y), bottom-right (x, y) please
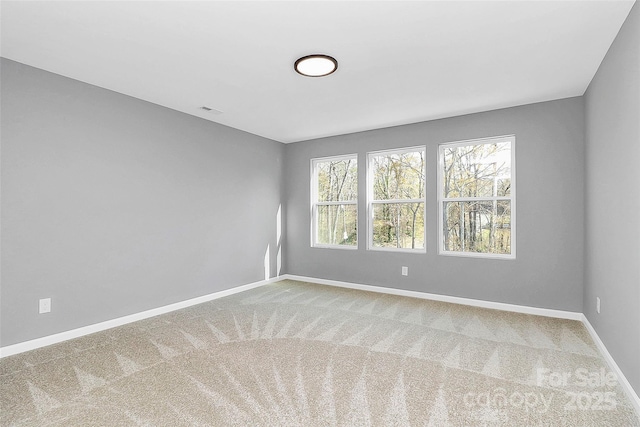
top-left (0, 277), bottom-right (276, 358)
top-left (282, 274), bottom-right (583, 320)
top-left (582, 315), bottom-right (640, 416)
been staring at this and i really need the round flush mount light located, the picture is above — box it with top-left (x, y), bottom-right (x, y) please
top-left (294, 54), bottom-right (338, 77)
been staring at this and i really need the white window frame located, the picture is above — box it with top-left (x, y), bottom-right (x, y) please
top-left (311, 154), bottom-right (358, 250)
top-left (437, 135), bottom-right (516, 259)
top-left (367, 146), bottom-right (427, 253)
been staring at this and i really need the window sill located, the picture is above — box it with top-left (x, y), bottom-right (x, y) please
top-left (311, 244), bottom-right (358, 250)
top-left (367, 247), bottom-right (426, 254)
top-left (439, 250), bottom-right (515, 260)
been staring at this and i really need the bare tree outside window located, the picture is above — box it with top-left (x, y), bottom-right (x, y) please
top-left (439, 137), bottom-right (515, 257)
top-left (312, 156), bottom-right (358, 247)
top-left (369, 148), bottom-right (426, 250)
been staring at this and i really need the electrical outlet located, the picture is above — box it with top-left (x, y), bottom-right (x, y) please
top-left (596, 297), bottom-right (601, 314)
top-left (401, 266), bottom-right (408, 276)
top-left (39, 298), bottom-right (51, 314)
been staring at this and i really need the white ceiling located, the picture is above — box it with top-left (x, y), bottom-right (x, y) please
top-left (1, 1), bottom-right (635, 143)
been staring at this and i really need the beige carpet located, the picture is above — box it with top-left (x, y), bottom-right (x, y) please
top-left (1, 279), bottom-right (639, 426)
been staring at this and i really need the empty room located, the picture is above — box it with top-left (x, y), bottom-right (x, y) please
top-left (1, 1), bottom-right (639, 425)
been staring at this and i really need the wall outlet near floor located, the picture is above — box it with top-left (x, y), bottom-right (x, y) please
top-left (401, 266), bottom-right (408, 276)
top-left (39, 298), bottom-right (51, 314)
top-left (596, 297), bottom-right (600, 314)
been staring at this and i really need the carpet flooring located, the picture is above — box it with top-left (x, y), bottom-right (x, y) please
top-left (1, 279), bottom-right (639, 426)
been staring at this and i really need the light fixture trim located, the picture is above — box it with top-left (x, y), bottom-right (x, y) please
top-left (294, 54), bottom-right (338, 77)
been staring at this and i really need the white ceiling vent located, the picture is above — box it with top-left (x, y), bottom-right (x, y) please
top-left (199, 106), bottom-right (223, 115)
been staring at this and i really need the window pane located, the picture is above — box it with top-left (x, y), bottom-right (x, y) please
top-left (443, 201), bottom-right (511, 254)
top-left (317, 159), bottom-right (357, 202)
top-left (317, 204), bottom-right (357, 246)
top-left (442, 142), bottom-right (511, 198)
top-left (372, 203), bottom-right (424, 249)
top-left (372, 151), bottom-right (425, 200)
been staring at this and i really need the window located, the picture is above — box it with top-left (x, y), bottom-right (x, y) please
top-left (368, 147), bottom-right (426, 251)
top-left (438, 136), bottom-right (515, 258)
top-left (311, 155), bottom-right (358, 248)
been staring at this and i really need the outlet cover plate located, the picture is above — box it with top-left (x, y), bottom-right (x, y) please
top-left (39, 298), bottom-right (51, 314)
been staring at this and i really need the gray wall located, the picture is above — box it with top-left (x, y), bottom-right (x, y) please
top-left (0, 59), bottom-right (284, 347)
top-left (285, 97), bottom-right (585, 312)
top-left (584, 3), bottom-right (640, 394)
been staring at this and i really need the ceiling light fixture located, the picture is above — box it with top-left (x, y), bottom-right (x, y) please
top-left (294, 54), bottom-right (338, 77)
